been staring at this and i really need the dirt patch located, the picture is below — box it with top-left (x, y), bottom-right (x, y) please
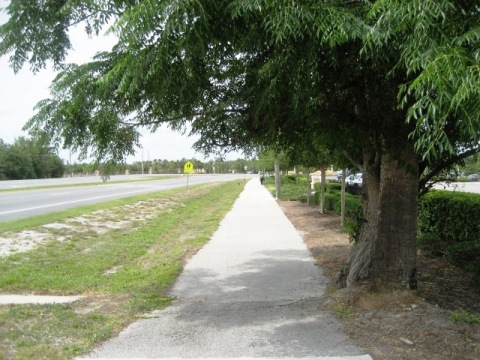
top-left (278, 200), bottom-right (480, 360)
top-left (0, 184), bottom-right (220, 257)
top-left (0, 230), bottom-right (51, 256)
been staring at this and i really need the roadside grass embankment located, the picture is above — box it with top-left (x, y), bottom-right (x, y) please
top-left (0, 181), bottom-right (244, 360)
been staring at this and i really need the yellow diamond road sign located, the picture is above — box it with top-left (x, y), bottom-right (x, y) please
top-left (184, 161), bottom-right (194, 174)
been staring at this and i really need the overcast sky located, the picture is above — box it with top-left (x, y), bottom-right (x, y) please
top-left (0, 8), bottom-right (241, 163)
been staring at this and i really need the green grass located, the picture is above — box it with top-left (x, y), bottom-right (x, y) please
top-left (450, 310), bottom-right (480, 324)
top-left (263, 175), bottom-right (310, 201)
top-left (0, 181), bottom-right (244, 360)
top-left (334, 303), bottom-right (354, 319)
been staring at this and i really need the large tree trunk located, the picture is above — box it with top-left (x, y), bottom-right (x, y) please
top-left (338, 144), bottom-right (419, 290)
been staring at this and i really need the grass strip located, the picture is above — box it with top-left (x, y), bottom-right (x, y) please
top-left (0, 181), bottom-right (244, 360)
top-left (0, 183), bottom-right (200, 233)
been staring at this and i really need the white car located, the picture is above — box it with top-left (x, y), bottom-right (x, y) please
top-left (346, 174), bottom-right (363, 187)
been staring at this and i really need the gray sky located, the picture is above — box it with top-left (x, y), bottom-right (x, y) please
top-left (0, 7), bottom-right (241, 163)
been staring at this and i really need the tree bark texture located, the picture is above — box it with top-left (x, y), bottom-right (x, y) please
top-left (339, 144), bottom-right (419, 290)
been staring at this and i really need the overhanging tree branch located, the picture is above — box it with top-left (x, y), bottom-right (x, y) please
top-left (419, 146), bottom-right (480, 195)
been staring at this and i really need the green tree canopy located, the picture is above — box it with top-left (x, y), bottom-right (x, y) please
top-left (1, 0), bottom-right (479, 289)
top-left (0, 136), bottom-right (65, 179)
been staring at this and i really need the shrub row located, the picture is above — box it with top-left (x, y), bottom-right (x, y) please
top-left (313, 182), bottom-right (363, 242)
top-left (418, 190), bottom-right (480, 243)
top-left (267, 177), bottom-right (479, 281)
top-left (314, 184), bottom-right (480, 281)
top-left (418, 190), bottom-right (480, 281)
top-left (263, 175), bottom-right (310, 201)
top-left (313, 183), bottom-right (363, 217)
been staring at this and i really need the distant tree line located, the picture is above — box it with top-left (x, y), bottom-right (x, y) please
top-left (3, 137), bottom-right (477, 182)
top-left (0, 137), bottom-right (65, 180)
top-left (0, 137), bottom-right (266, 180)
top-left (64, 157), bottom-right (263, 176)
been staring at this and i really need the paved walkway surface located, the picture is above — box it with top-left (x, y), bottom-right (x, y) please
top-left (0, 295), bottom-right (82, 305)
top-left (80, 179), bottom-right (371, 360)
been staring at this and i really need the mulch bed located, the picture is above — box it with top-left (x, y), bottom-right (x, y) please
top-left (278, 199), bottom-right (480, 360)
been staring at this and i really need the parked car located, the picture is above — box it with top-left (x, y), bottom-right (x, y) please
top-left (333, 169), bottom-right (353, 183)
top-left (467, 173), bottom-right (479, 181)
top-left (346, 173), bottom-right (363, 187)
top-left (333, 172), bottom-right (343, 183)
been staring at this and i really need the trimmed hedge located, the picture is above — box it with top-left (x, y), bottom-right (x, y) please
top-left (446, 242), bottom-right (480, 274)
top-left (269, 178), bottom-right (479, 280)
top-left (326, 182), bottom-right (342, 193)
top-left (419, 190), bottom-right (480, 243)
top-left (313, 182), bottom-right (364, 242)
top-left (314, 181), bottom-right (345, 194)
top-left (283, 174), bottom-right (310, 187)
top-left (264, 175), bottom-right (311, 201)
top-left (418, 190), bottom-right (480, 280)
top-left (314, 182), bottom-right (362, 217)
top-left (316, 185), bottom-right (480, 280)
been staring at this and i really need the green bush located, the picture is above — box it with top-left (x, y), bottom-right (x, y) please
top-left (314, 186), bottom-right (362, 215)
top-left (418, 190), bottom-right (480, 282)
top-left (283, 174), bottom-right (309, 187)
top-left (284, 175), bottom-right (297, 184)
top-left (264, 175), bottom-right (310, 201)
top-left (343, 219), bottom-right (362, 243)
top-left (324, 193), bottom-right (336, 211)
top-left (450, 310), bottom-right (480, 324)
top-left (280, 184), bottom-right (308, 201)
top-left (313, 185), bottom-right (364, 242)
top-left (445, 241), bottom-right (480, 274)
top-left (345, 196), bottom-right (363, 221)
top-left (327, 182), bottom-right (342, 193)
top-left (314, 182), bottom-right (345, 194)
top-left (417, 233), bottom-right (445, 256)
top-left (418, 190), bottom-right (480, 245)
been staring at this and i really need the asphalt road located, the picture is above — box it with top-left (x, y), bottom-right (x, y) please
top-left (0, 174), bottom-right (252, 222)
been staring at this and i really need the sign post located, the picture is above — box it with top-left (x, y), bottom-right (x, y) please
top-left (183, 161), bottom-right (194, 188)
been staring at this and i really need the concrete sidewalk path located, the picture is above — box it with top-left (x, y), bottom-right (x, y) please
top-left (80, 179), bottom-right (371, 360)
